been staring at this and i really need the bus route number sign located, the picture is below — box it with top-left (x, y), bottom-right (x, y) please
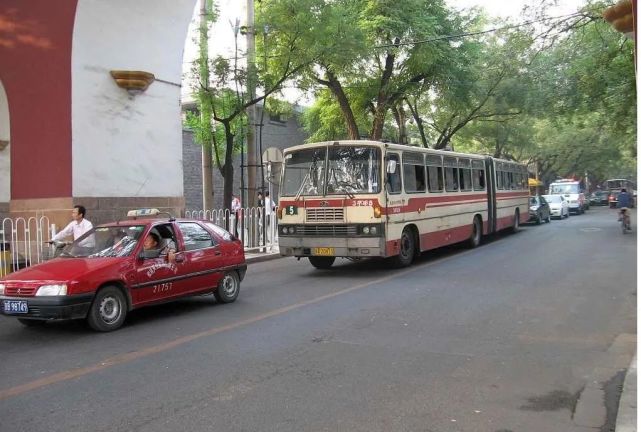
top-left (285, 205), bottom-right (298, 215)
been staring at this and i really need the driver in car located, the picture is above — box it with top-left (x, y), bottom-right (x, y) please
top-left (143, 232), bottom-right (176, 263)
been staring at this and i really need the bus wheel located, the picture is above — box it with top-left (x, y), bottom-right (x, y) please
top-left (309, 256), bottom-right (335, 269)
top-left (468, 217), bottom-right (482, 248)
top-left (511, 210), bottom-right (520, 233)
top-left (392, 228), bottom-right (415, 268)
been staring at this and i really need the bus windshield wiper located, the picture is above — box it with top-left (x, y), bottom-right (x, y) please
top-left (294, 172), bottom-right (310, 202)
top-left (335, 180), bottom-right (357, 199)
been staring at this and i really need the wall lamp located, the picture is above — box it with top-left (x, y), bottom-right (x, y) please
top-left (109, 70), bottom-right (155, 95)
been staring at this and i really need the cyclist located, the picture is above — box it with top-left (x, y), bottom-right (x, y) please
top-left (617, 188), bottom-right (632, 229)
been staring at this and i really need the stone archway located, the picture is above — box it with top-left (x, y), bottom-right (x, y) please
top-left (0, 79), bottom-right (9, 217)
top-left (0, 0), bottom-right (197, 225)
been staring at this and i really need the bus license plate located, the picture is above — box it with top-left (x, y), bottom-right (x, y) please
top-left (3, 300), bottom-right (28, 314)
top-left (313, 247), bottom-right (335, 256)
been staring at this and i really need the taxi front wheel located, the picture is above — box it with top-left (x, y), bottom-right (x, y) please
top-left (87, 286), bottom-right (127, 332)
top-left (214, 272), bottom-right (240, 303)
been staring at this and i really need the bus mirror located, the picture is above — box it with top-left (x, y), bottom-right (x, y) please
top-left (386, 160), bottom-right (397, 174)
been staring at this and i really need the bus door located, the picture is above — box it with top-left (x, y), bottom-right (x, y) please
top-left (385, 152), bottom-right (404, 228)
top-left (484, 157), bottom-right (497, 234)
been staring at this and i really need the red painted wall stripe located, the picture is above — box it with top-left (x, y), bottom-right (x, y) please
top-left (0, 1), bottom-right (77, 199)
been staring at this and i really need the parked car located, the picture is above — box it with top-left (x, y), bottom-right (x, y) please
top-left (0, 209), bottom-right (247, 331)
top-left (542, 194), bottom-right (569, 219)
top-left (589, 191), bottom-right (609, 206)
top-left (529, 195), bottom-right (551, 224)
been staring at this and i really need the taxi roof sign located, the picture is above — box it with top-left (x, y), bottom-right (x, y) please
top-left (127, 208), bottom-right (160, 218)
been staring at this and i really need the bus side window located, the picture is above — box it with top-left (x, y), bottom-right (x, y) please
top-left (386, 154), bottom-right (402, 194)
top-left (426, 155), bottom-right (443, 193)
top-left (403, 152), bottom-right (426, 193)
top-left (459, 159), bottom-right (472, 191)
top-left (444, 157), bottom-right (459, 192)
top-left (472, 160), bottom-right (485, 191)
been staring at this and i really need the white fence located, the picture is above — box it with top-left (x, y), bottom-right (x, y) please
top-left (184, 206), bottom-right (278, 252)
top-left (0, 207), bottom-right (277, 277)
top-left (0, 216), bottom-right (54, 277)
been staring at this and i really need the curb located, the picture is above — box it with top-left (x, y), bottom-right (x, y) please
top-left (616, 354), bottom-right (637, 432)
top-left (245, 252), bottom-right (285, 264)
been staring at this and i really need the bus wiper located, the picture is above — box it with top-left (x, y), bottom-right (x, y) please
top-left (335, 181), bottom-right (356, 199)
top-left (294, 172), bottom-right (310, 202)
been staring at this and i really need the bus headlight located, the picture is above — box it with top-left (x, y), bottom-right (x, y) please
top-left (370, 226), bottom-right (377, 235)
top-left (363, 227), bottom-right (370, 234)
top-left (281, 226), bottom-right (288, 234)
top-left (288, 227), bottom-right (296, 234)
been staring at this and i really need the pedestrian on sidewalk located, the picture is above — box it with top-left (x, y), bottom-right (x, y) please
top-left (52, 205), bottom-right (95, 248)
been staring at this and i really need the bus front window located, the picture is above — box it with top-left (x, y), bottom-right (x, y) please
top-left (327, 147), bottom-right (381, 195)
top-left (281, 148), bottom-right (327, 197)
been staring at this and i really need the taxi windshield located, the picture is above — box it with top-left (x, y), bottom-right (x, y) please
top-left (61, 225), bottom-right (145, 258)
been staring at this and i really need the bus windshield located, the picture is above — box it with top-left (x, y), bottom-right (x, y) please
top-left (281, 146), bottom-right (381, 196)
top-left (549, 183), bottom-right (579, 194)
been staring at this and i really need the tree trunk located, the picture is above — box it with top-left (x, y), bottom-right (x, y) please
top-left (324, 71), bottom-right (360, 140)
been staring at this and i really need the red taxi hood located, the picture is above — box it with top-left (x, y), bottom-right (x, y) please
top-left (1, 258), bottom-right (123, 283)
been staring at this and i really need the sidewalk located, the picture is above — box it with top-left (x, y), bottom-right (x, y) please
top-left (245, 245), bottom-right (283, 264)
top-left (616, 354), bottom-right (637, 432)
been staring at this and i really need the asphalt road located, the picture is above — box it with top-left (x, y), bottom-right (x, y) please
top-left (0, 206), bottom-right (636, 432)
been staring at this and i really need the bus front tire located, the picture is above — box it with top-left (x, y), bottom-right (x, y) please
top-left (391, 228), bottom-right (415, 268)
top-left (309, 256), bottom-right (335, 269)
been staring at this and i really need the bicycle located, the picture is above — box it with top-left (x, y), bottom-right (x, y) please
top-left (620, 208), bottom-right (631, 234)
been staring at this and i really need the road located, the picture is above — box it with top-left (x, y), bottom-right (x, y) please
top-left (0, 206), bottom-right (636, 432)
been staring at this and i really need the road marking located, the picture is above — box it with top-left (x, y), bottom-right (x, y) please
top-left (580, 228), bottom-right (602, 232)
top-left (0, 248), bottom-right (476, 401)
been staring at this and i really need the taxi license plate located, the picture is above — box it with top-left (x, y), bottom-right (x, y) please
top-left (3, 300), bottom-right (28, 314)
top-left (313, 247), bottom-right (335, 256)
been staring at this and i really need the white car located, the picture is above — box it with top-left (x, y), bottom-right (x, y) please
top-left (543, 194), bottom-right (569, 219)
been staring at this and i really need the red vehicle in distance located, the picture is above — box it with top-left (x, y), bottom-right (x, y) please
top-left (0, 209), bottom-right (246, 332)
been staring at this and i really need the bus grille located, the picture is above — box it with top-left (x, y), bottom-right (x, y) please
top-left (296, 225), bottom-right (357, 236)
top-left (305, 207), bottom-right (345, 222)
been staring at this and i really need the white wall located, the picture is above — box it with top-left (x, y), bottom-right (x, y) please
top-left (72, 0), bottom-right (196, 197)
top-left (0, 80), bottom-right (9, 202)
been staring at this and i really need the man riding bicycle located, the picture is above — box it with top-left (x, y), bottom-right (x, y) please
top-left (617, 188), bottom-right (632, 229)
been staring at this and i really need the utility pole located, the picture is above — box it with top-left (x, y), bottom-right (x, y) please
top-left (200, 0), bottom-right (213, 210)
top-left (245, 0), bottom-right (257, 207)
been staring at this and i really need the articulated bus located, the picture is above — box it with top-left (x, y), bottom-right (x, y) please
top-left (276, 140), bottom-right (529, 269)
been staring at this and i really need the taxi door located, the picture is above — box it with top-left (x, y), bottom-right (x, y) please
top-left (132, 224), bottom-right (184, 306)
top-left (175, 222), bottom-right (226, 295)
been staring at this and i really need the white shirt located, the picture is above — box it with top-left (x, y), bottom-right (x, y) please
top-left (53, 218), bottom-right (95, 247)
top-left (264, 197), bottom-right (275, 215)
top-left (231, 197), bottom-right (241, 212)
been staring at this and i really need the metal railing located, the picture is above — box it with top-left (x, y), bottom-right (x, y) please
top-left (0, 216), bottom-right (54, 277)
top-left (0, 207), bottom-right (277, 277)
top-left (184, 206), bottom-right (278, 252)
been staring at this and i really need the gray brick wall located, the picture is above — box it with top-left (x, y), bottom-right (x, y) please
top-left (183, 107), bottom-right (308, 211)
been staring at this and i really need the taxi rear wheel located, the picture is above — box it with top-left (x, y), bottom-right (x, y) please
top-left (87, 286), bottom-right (127, 332)
top-left (214, 271), bottom-right (240, 303)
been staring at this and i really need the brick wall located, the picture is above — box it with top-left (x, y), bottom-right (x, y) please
top-left (183, 107), bottom-right (308, 211)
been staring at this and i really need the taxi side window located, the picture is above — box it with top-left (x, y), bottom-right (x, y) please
top-left (178, 222), bottom-right (217, 251)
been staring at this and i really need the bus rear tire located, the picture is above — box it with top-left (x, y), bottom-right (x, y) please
top-left (391, 228), bottom-right (415, 268)
top-left (511, 210), bottom-right (520, 233)
top-left (309, 256), bottom-right (335, 269)
top-left (468, 217), bottom-right (482, 248)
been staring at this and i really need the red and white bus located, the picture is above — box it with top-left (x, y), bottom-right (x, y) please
top-left (277, 140), bottom-right (529, 268)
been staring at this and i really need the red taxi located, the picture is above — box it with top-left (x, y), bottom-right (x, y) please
top-left (0, 210), bottom-right (246, 332)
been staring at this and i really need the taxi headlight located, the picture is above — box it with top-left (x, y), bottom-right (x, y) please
top-left (363, 227), bottom-right (370, 234)
top-left (35, 284), bottom-right (67, 296)
top-left (0, 283), bottom-right (4, 295)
